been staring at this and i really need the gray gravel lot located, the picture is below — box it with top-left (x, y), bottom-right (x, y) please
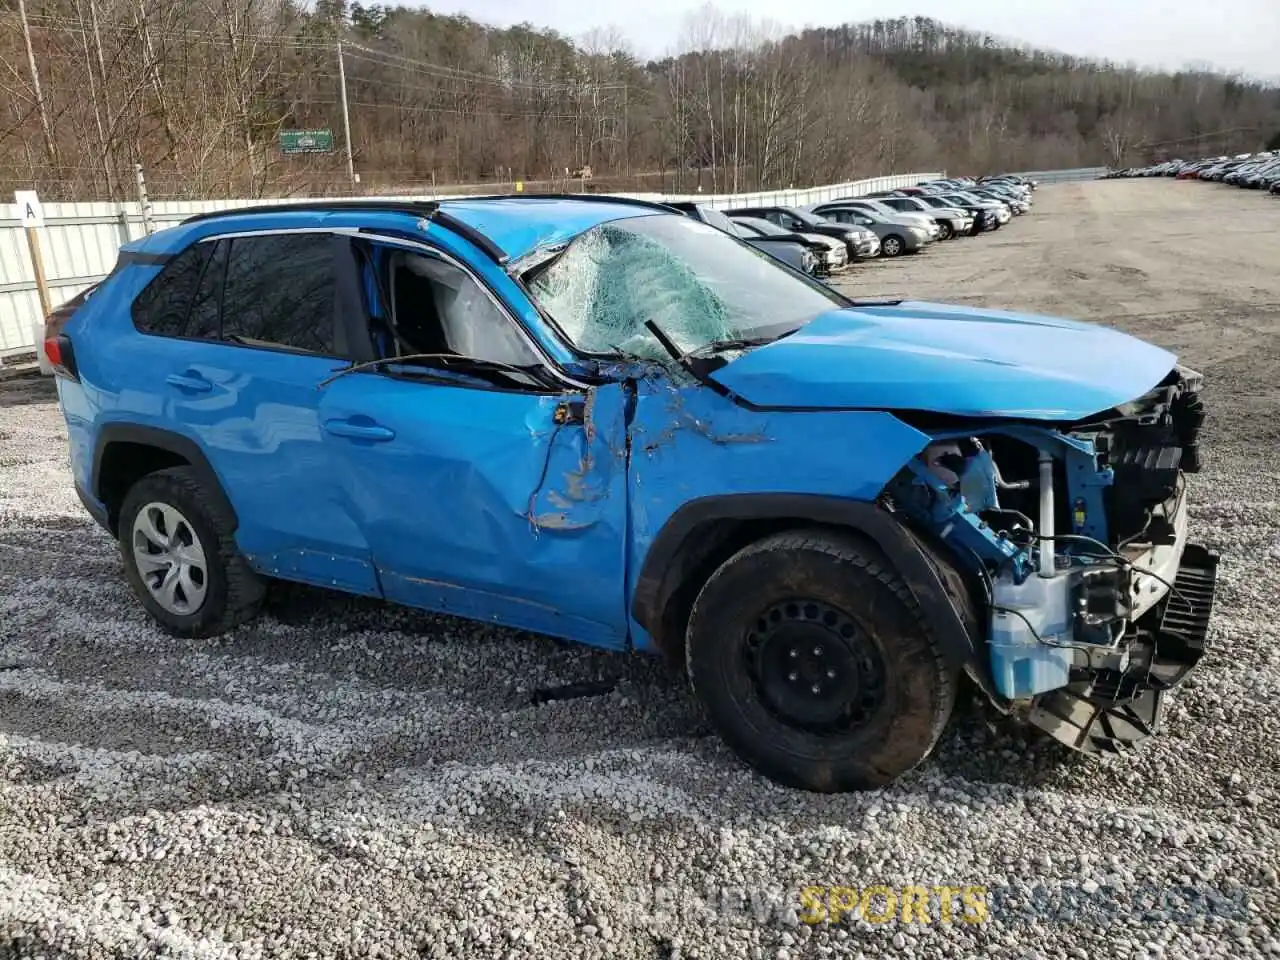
top-left (1, 179), bottom-right (1278, 959)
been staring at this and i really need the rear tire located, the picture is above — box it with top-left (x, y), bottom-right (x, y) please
top-left (118, 466), bottom-right (265, 638)
top-left (685, 531), bottom-right (958, 792)
top-left (881, 235), bottom-right (904, 257)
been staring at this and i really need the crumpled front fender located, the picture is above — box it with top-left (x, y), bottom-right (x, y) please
top-left (625, 380), bottom-right (956, 655)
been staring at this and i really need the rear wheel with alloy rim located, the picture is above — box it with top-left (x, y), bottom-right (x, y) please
top-left (118, 466), bottom-right (265, 637)
top-left (131, 502), bottom-right (208, 615)
top-left (685, 530), bottom-right (958, 792)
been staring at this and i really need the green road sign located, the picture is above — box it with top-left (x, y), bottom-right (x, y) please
top-left (279, 129), bottom-right (334, 155)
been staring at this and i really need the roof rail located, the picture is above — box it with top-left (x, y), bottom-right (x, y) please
top-left (176, 193), bottom-right (674, 264)
top-left (180, 199), bottom-right (440, 225)
top-left (178, 199), bottom-right (514, 264)
top-left (447, 192), bottom-right (679, 213)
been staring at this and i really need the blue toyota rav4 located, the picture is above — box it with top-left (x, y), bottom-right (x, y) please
top-left (46, 196), bottom-right (1217, 791)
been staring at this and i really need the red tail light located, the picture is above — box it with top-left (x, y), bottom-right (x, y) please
top-left (44, 333), bottom-right (78, 381)
top-left (41, 283), bottom-right (97, 381)
top-left (43, 336), bottom-right (63, 368)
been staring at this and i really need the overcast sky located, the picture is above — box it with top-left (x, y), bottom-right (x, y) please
top-left (423, 0), bottom-right (1279, 80)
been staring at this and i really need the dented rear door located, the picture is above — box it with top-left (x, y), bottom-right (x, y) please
top-left (317, 373), bottom-right (632, 648)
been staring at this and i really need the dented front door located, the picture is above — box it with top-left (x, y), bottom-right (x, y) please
top-left (317, 373), bottom-right (631, 648)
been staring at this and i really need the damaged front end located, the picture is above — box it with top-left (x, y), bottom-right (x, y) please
top-left (888, 366), bottom-right (1218, 754)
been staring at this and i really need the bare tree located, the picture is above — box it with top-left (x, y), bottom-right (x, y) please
top-left (2, 7), bottom-right (1277, 199)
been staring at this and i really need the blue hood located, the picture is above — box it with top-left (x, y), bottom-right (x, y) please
top-left (711, 301), bottom-right (1176, 421)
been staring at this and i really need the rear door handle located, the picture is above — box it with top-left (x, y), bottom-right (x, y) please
top-left (165, 372), bottom-right (212, 393)
top-left (323, 418), bottom-right (396, 442)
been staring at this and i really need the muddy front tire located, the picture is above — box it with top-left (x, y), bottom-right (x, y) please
top-left (685, 531), bottom-right (957, 792)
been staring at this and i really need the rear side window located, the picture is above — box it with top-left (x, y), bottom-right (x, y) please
top-left (221, 235), bottom-right (336, 355)
top-left (188, 239), bottom-right (228, 337)
top-left (131, 244), bottom-right (217, 338)
top-left (130, 234), bottom-right (336, 355)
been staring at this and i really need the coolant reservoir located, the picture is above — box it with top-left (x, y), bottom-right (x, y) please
top-left (989, 572), bottom-right (1076, 699)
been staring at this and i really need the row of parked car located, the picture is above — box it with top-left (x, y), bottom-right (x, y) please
top-left (669, 174), bottom-right (1037, 277)
top-left (1105, 153), bottom-right (1280, 194)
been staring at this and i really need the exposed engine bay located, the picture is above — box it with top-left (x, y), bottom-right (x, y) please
top-left (888, 365), bottom-right (1218, 754)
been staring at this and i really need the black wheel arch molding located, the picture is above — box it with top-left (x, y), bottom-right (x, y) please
top-left (631, 493), bottom-right (986, 682)
top-left (91, 423), bottom-right (238, 534)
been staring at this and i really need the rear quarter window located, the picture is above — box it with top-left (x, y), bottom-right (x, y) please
top-left (131, 244), bottom-right (218, 338)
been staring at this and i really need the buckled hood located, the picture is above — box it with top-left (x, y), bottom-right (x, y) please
top-left (710, 301), bottom-right (1177, 421)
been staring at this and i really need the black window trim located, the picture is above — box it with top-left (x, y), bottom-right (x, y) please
top-left (129, 228), bottom-right (349, 363)
top-left (183, 237), bottom-right (222, 338)
top-left (128, 226), bottom-right (590, 391)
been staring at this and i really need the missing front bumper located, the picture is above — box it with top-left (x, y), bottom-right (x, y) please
top-left (1025, 543), bottom-right (1219, 754)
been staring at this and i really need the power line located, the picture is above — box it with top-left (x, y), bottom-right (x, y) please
top-left (308, 97), bottom-right (605, 121)
top-left (343, 42), bottom-right (624, 92)
top-left (12, 16), bottom-right (627, 94)
top-left (15, 14), bottom-right (337, 48)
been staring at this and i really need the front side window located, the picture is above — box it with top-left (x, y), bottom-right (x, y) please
top-left (221, 235), bottom-right (336, 355)
top-left (525, 214), bottom-right (843, 360)
top-left (382, 250), bottom-right (540, 369)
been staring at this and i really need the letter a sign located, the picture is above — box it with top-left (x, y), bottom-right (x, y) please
top-left (15, 190), bottom-right (44, 228)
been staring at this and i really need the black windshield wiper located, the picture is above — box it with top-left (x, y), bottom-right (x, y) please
top-left (318, 353), bottom-right (548, 389)
top-left (643, 320), bottom-right (746, 400)
top-left (688, 333), bottom-right (790, 356)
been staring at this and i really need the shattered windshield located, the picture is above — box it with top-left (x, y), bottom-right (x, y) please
top-left (525, 214), bottom-right (843, 360)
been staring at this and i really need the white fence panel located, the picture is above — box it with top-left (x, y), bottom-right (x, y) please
top-left (0, 171), bottom-right (941, 360)
top-left (1012, 167), bottom-right (1109, 184)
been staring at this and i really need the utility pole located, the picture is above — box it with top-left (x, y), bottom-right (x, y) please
top-left (87, 0), bottom-right (117, 196)
top-left (622, 83), bottom-right (630, 181)
top-left (134, 163), bottom-right (154, 234)
top-left (16, 0), bottom-right (58, 166)
top-left (337, 40), bottom-right (356, 186)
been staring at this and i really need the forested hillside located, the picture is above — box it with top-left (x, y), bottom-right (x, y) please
top-left (2, 1), bottom-right (1278, 200)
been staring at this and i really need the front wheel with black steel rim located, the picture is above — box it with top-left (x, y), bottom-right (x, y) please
top-left (118, 466), bottom-right (265, 638)
top-left (685, 530), bottom-right (957, 792)
top-left (880, 235), bottom-right (904, 257)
